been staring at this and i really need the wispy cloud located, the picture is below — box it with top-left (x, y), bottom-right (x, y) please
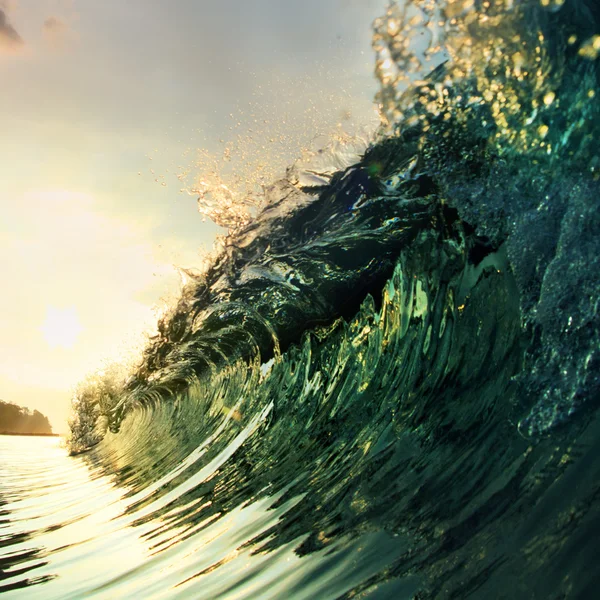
top-left (0, 7), bottom-right (23, 52)
top-left (44, 16), bottom-right (65, 32)
top-left (43, 16), bottom-right (75, 50)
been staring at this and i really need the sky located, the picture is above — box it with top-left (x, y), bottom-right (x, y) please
top-left (0, 0), bottom-right (385, 432)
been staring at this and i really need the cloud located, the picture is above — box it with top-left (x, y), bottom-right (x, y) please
top-left (43, 16), bottom-right (75, 49)
top-left (0, 8), bottom-right (23, 52)
top-left (44, 16), bottom-right (65, 32)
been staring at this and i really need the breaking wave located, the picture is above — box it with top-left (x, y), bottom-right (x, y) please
top-left (3, 1), bottom-right (600, 598)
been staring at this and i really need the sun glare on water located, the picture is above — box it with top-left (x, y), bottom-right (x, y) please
top-left (41, 306), bottom-right (83, 349)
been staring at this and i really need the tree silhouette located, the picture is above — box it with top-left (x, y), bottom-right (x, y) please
top-left (0, 400), bottom-right (53, 434)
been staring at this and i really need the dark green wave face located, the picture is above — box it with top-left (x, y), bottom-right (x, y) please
top-left (2, 0), bottom-right (600, 598)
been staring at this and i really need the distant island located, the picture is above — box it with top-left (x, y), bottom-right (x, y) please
top-left (0, 399), bottom-right (54, 435)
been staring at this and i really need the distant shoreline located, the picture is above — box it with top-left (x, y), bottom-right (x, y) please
top-left (0, 432), bottom-right (60, 437)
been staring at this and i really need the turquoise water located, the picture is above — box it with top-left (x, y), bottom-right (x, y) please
top-left (2, 0), bottom-right (600, 597)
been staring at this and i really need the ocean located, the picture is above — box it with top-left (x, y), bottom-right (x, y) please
top-left (1, 0), bottom-right (600, 598)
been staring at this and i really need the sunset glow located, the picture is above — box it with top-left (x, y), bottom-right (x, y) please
top-left (0, 0), bottom-right (378, 432)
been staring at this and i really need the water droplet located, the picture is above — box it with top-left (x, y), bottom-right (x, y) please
top-left (543, 91), bottom-right (555, 106)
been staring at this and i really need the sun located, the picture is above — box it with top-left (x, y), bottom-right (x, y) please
top-left (41, 306), bottom-right (83, 349)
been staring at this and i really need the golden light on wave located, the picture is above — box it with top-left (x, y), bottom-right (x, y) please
top-left (40, 306), bottom-right (83, 349)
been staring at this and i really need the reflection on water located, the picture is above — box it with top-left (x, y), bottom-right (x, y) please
top-left (0, 436), bottom-right (146, 597)
top-left (0, 421), bottom-right (414, 599)
top-left (3, 398), bottom-right (600, 599)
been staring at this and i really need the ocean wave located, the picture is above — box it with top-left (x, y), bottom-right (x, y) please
top-left (32, 1), bottom-right (600, 597)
